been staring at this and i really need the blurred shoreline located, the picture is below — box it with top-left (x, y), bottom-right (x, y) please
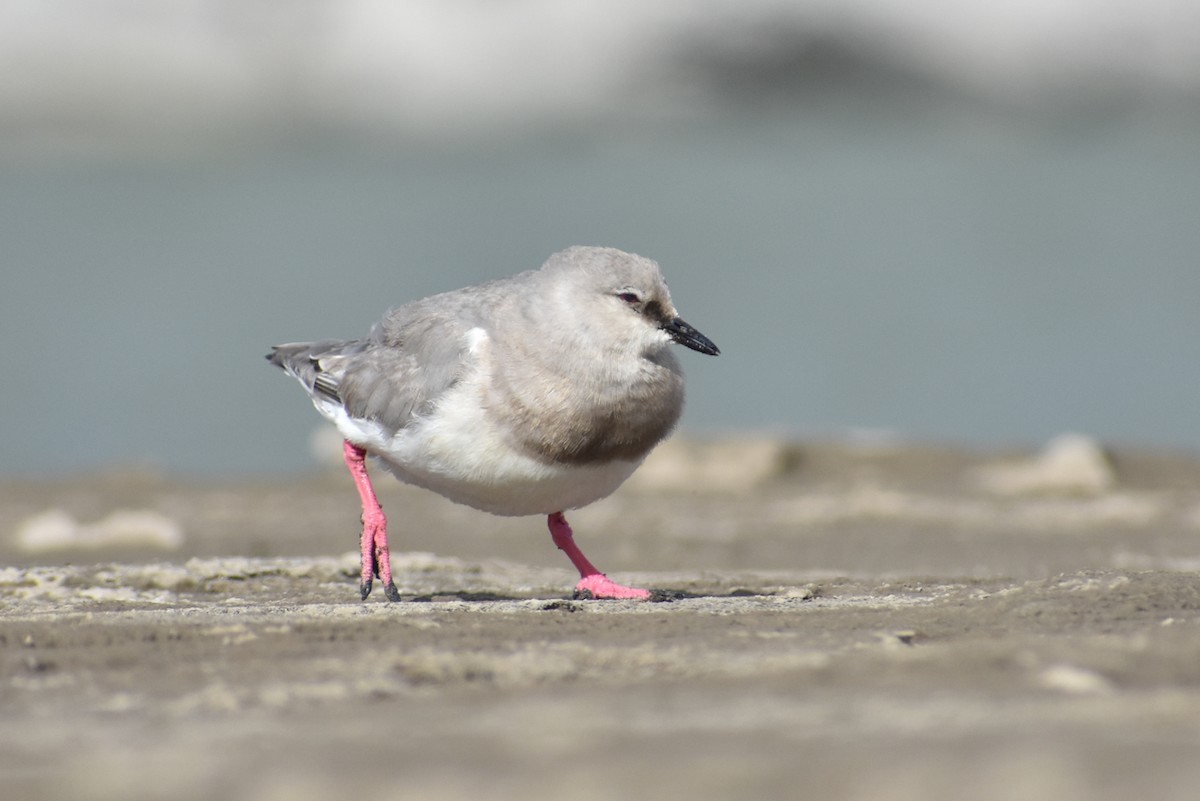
top-left (4, 434), bottom-right (1200, 579)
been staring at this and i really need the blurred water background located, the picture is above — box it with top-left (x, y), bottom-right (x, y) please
top-left (2, 1), bottom-right (1199, 476)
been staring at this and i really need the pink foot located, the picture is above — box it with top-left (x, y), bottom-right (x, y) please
top-left (343, 440), bottom-right (401, 602)
top-left (573, 574), bottom-right (652, 601)
top-left (358, 505), bottom-right (399, 601)
top-left (548, 512), bottom-right (651, 601)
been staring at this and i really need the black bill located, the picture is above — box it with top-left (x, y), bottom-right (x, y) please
top-left (661, 317), bottom-right (720, 356)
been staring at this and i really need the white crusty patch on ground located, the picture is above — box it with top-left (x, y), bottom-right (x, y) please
top-left (970, 434), bottom-right (1115, 496)
top-left (0, 556), bottom-right (929, 618)
top-left (13, 509), bottom-right (184, 552)
top-left (759, 486), bottom-right (1165, 532)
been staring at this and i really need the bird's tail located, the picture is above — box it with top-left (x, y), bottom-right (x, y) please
top-left (266, 339), bottom-right (367, 403)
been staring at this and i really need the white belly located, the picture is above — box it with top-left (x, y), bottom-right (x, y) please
top-left (312, 383), bottom-right (642, 516)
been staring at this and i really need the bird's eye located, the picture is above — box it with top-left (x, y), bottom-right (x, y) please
top-left (617, 292), bottom-right (641, 305)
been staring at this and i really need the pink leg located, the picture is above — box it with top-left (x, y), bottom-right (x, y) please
top-left (343, 440), bottom-right (401, 602)
top-left (547, 512), bottom-right (650, 600)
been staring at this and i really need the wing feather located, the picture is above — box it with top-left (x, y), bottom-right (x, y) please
top-left (267, 307), bottom-right (476, 436)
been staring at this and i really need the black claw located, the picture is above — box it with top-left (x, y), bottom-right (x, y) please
top-left (383, 580), bottom-right (401, 602)
top-left (360, 579), bottom-right (373, 601)
top-left (572, 588), bottom-right (595, 601)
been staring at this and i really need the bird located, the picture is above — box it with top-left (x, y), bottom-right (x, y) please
top-left (267, 246), bottom-right (719, 601)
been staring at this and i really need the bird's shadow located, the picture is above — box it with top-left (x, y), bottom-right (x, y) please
top-left (407, 591), bottom-right (524, 603)
top-left (401, 588), bottom-right (770, 605)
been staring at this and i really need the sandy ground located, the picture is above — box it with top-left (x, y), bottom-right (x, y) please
top-left (3, 438), bottom-right (1200, 801)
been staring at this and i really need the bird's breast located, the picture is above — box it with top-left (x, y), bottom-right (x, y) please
top-left (497, 362), bottom-right (685, 467)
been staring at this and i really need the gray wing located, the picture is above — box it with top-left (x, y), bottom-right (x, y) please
top-left (267, 305), bottom-right (476, 436)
